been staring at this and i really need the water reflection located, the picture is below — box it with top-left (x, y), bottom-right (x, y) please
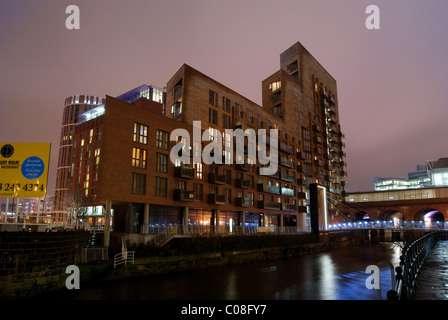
top-left (39, 242), bottom-right (402, 300)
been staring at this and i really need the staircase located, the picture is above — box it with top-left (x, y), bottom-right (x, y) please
top-left (88, 232), bottom-right (104, 247)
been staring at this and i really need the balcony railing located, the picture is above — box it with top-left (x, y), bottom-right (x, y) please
top-left (208, 172), bottom-right (226, 184)
top-left (174, 166), bottom-right (195, 179)
top-left (173, 189), bottom-right (196, 202)
top-left (282, 203), bottom-right (296, 211)
top-left (280, 158), bottom-right (294, 168)
top-left (258, 167), bottom-right (280, 179)
top-left (257, 183), bottom-right (280, 194)
top-left (235, 163), bottom-right (250, 171)
top-left (235, 197), bottom-right (251, 207)
top-left (281, 187), bottom-right (295, 197)
top-left (208, 194), bottom-right (226, 205)
top-left (297, 151), bottom-right (306, 160)
top-left (280, 172), bottom-right (295, 182)
top-left (279, 142), bottom-right (294, 154)
top-left (257, 201), bottom-right (282, 210)
top-left (235, 178), bottom-right (251, 189)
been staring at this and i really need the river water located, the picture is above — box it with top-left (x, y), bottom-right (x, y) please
top-left (38, 242), bottom-right (402, 300)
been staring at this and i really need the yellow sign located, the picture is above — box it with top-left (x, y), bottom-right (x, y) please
top-left (0, 143), bottom-right (51, 198)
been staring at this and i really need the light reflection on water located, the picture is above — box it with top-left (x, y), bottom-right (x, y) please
top-left (41, 242), bottom-right (402, 300)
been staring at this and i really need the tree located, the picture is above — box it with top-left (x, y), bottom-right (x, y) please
top-left (65, 184), bottom-right (88, 227)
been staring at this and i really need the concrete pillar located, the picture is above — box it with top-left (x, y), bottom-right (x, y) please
top-left (279, 213), bottom-right (284, 228)
top-left (240, 211), bottom-right (245, 234)
top-left (183, 206), bottom-right (189, 234)
top-left (104, 200), bottom-right (112, 247)
top-left (142, 203), bottom-right (149, 234)
top-left (15, 197), bottom-right (20, 222)
top-left (37, 198), bottom-right (40, 223)
top-left (216, 209), bottom-right (220, 233)
top-left (4, 198), bottom-right (9, 222)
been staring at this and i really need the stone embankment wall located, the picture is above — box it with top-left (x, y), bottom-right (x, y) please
top-left (0, 231), bottom-right (90, 299)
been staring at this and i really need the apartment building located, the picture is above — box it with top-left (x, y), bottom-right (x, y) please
top-left (54, 95), bottom-right (104, 224)
top-left (60, 41), bottom-right (347, 233)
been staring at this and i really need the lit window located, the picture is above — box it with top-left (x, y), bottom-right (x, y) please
top-left (134, 123), bottom-right (148, 145)
top-left (269, 80), bottom-right (281, 92)
top-left (132, 147), bottom-right (147, 169)
top-left (156, 129), bottom-right (169, 150)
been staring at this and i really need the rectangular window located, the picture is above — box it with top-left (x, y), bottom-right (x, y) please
top-left (131, 173), bottom-right (146, 195)
top-left (225, 169), bottom-right (231, 184)
top-left (247, 109), bottom-right (253, 123)
top-left (269, 80), bottom-right (281, 92)
top-left (222, 114), bottom-right (231, 129)
top-left (132, 147), bottom-right (147, 169)
top-left (195, 163), bottom-right (203, 179)
top-left (209, 89), bottom-right (218, 106)
top-left (225, 188), bottom-right (232, 204)
top-left (209, 108), bottom-right (218, 124)
top-left (222, 97), bottom-right (231, 112)
top-left (154, 176), bottom-right (167, 197)
top-left (156, 129), bottom-right (169, 150)
top-left (235, 103), bottom-right (242, 117)
top-left (134, 123), bottom-right (148, 144)
top-left (156, 153), bottom-right (168, 173)
top-left (193, 183), bottom-right (203, 201)
top-left (171, 102), bottom-right (182, 119)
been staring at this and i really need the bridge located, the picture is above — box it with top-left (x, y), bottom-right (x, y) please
top-left (338, 186), bottom-right (448, 226)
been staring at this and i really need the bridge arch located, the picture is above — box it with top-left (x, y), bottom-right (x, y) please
top-left (354, 211), bottom-right (370, 221)
top-left (377, 210), bottom-right (405, 226)
top-left (413, 208), bottom-right (445, 228)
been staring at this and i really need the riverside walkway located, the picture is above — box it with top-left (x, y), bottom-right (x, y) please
top-left (413, 240), bottom-right (448, 300)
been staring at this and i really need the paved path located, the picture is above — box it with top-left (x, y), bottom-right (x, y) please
top-left (413, 240), bottom-right (448, 300)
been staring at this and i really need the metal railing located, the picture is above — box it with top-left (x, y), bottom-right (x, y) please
top-left (328, 220), bottom-right (448, 231)
top-left (386, 232), bottom-right (440, 300)
top-left (113, 250), bottom-right (135, 268)
top-left (146, 225), bottom-right (308, 246)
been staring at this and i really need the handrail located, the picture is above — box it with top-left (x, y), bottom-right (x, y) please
top-left (114, 250), bottom-right (135, 268)
top-left (387, 232), bottom-right (439, 300)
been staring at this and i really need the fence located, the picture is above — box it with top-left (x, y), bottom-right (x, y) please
top-left (148, 224), bottom-right (306, 236)
top-left (113, 250), bottom-right (135, 268)
top-left (386, 232), bottom-right (444, 300)
top-left (328, 220), bottom-right (448, 231)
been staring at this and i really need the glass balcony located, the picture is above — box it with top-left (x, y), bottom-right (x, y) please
top-left (279, 142), bottom-right (293, 154)
top-left (235, 197), bottom-right (251, 207)
top-left (280, 158), bottom-right (294, 168)
top-left (282, 203), bottom-right (296, 211)
top-left (208, 194), bottom-right (226, 205)
top-left (173, 189), bottom-right (196, 201)
top-left (257, 200), bottom-right (281, 210)
top-left (280, 172), bottom-right (295, 182)
top-left (208, 172), bottom-right (226, 184)
top-left (281, 187), bottom-right (295, 197)
top-left (235, 178), bottom-right (251, 189)
top-left (257, 183), bottom-right (280, 194)
top-left (174, 166), bottom-right (195, 179)
top-left (236, 163), bottom-right (250, 171)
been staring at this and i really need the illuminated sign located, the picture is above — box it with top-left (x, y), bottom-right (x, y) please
top-left (0, 143), bottom-right (51, 198)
